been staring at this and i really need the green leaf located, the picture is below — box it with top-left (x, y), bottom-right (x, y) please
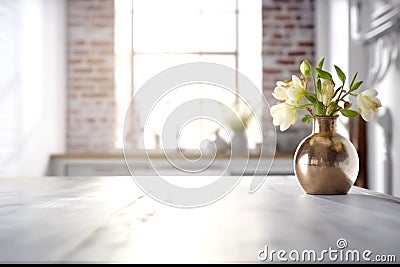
top-left (350, 81), bottom-right (363, 92)
top-left (314, 101), bottom-right (324, 115)
top-left (317, 58), bottom-right (325, 69)
top-left (349, 72), bottom-right (358, 89)
top-left (316, 79), bottom-right (322, 94)
top-left (340, 109), bottom-right (359, 117)
top-left (334, 65), bottom-right (346, 84)
top-left (316, 68), bottom-right (333, 80)
top-left (302, 115), bottom-right (311, 124)
top-left (304, 93), bottom-right (317, 103)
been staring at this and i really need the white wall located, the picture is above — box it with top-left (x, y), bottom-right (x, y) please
top-left (363, 1), bottom-right (400, 196)
top-left (315, 0), bottom-right (351, 138)
top-left (367, 64), bottom-right (400, 196)
top-left (316, 0), bottom-right (400, 196)
top-left (0, 0), bottom-right (66, 176)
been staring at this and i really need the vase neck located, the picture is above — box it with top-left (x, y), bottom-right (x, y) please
top-left (313, 117), bottom-right (337, 134)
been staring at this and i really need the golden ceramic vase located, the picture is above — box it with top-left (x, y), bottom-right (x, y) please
top-left (294, 116), bottom-right (359, 194)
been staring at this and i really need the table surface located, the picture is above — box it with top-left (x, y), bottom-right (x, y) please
top-left (1, 175), bottom-right (399, 263)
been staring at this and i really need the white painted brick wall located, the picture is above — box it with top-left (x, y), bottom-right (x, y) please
top-left (67, 0), bottom-right (115, 153)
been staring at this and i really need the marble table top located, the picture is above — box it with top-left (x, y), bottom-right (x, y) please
top-left (0, 175), bottom-right (399, 263)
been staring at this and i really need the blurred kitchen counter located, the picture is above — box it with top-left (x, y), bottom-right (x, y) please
top-left (50, 150), bottom-right (293, 159)
top-left (49, 151), bottom-right (294, 176)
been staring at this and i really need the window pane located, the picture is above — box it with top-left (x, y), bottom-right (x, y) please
top-left (196, 12), bottom-right (237, 52)
top-left (134, 54), bottom-right (236, 149)
top-left (133, 0), bottom-right (236, 13)
top-left (133, 54), bottom-right (235, 90)
top-left (133, 0), bottom-right (236, 52)
top-left (114, 0), bottom-right (132, 54)
top-left (115, 0), bottom-right (263, 150)
top-left (143, 83), bottom-right (236, 149)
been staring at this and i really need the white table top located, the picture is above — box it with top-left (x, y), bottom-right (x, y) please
top-left (0, 175), bottom-right (399, 263)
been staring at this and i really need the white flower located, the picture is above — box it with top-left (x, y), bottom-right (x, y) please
top-left (321, 79), bottom-right (335, 106)
top-left (356, 89), bottom-right (382, 121)
top-left (286, 75), bottom-right (306, 105)
top-left (272, 75), bottom-right (306, 105)
top-left (272, 81), bottom-right (289, 102)
top-left (270, 102), bottom-right (297, 131)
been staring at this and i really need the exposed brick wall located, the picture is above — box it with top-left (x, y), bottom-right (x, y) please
top-left (67, 0), bottom-right (115, 153)
top-left (262, 0), bottom-right (315, 151)
top-left (262, 0), bottom-right (315, 105)
top-left (65, 0), bottom-right (314, 153)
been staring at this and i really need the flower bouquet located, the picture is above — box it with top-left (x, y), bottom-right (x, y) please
top-left (269, 58), bottom-right (382, 195)
top-left (270, 58), bottom-right (382, 131)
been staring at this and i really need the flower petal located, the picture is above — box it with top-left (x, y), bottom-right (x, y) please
top-left (276, 81), bottom-right (287, 88)
top-left (270, 103), bottom-right (297, 131)
top-left (362, 89), bottom-right (378, 97)
top-left (292, 75), bottom-right (301, 86)
top-left (356, 89), bottom-right (382, 121)
top-left (272, 86), bottom-right (288, 101)
top-left (360, 109), bottom-right (374, 121)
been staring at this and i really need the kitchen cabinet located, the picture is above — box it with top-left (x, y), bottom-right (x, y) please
top-left (49, 153), bottom-right (294, 176)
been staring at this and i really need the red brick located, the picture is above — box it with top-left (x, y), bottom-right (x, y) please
top-left (90, 40), bottom-right (112, 46)
top-left (299, 24), bottom-right (314, 29)
top-left (68, 59), bottom-right (82, 64)
top-left (92, 22), bottom-right (111, 27)
top-left (72, 49), bottom-right (89, 55)
top-left (72, 40), bottom-right (85, 45)
top-left (90, 76), bottom-right (111, 82)
top-left (277, 59), bottom-right (295, 65)
top-left (263, 50), bottom-right (284, 56)
top-left (284, 24), bottom-right (295, 29)
top-left (274, 15), bottom-right (292, 21)
top-left (298, 41), bottom-right (314, 47)
top-left (288, 51), bottom-right (306, 56)
top-left (72, 85), bottom-right (93, 90)
top-left (99, 50), bottom-right (113, 55)
top-left (263, 68), bottom-right (282, 75)
top-left (266, 40), bottom-right (292, 47)
top-left (97, 67), bottom-right (113, 73)
top-left (288, 5), bottom-right (301, 11)
top-left (87, 58), bottom-right (105, 64)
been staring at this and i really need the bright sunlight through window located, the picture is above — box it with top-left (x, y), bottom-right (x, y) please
top-left (114, 0), bottom-right (262, 150)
